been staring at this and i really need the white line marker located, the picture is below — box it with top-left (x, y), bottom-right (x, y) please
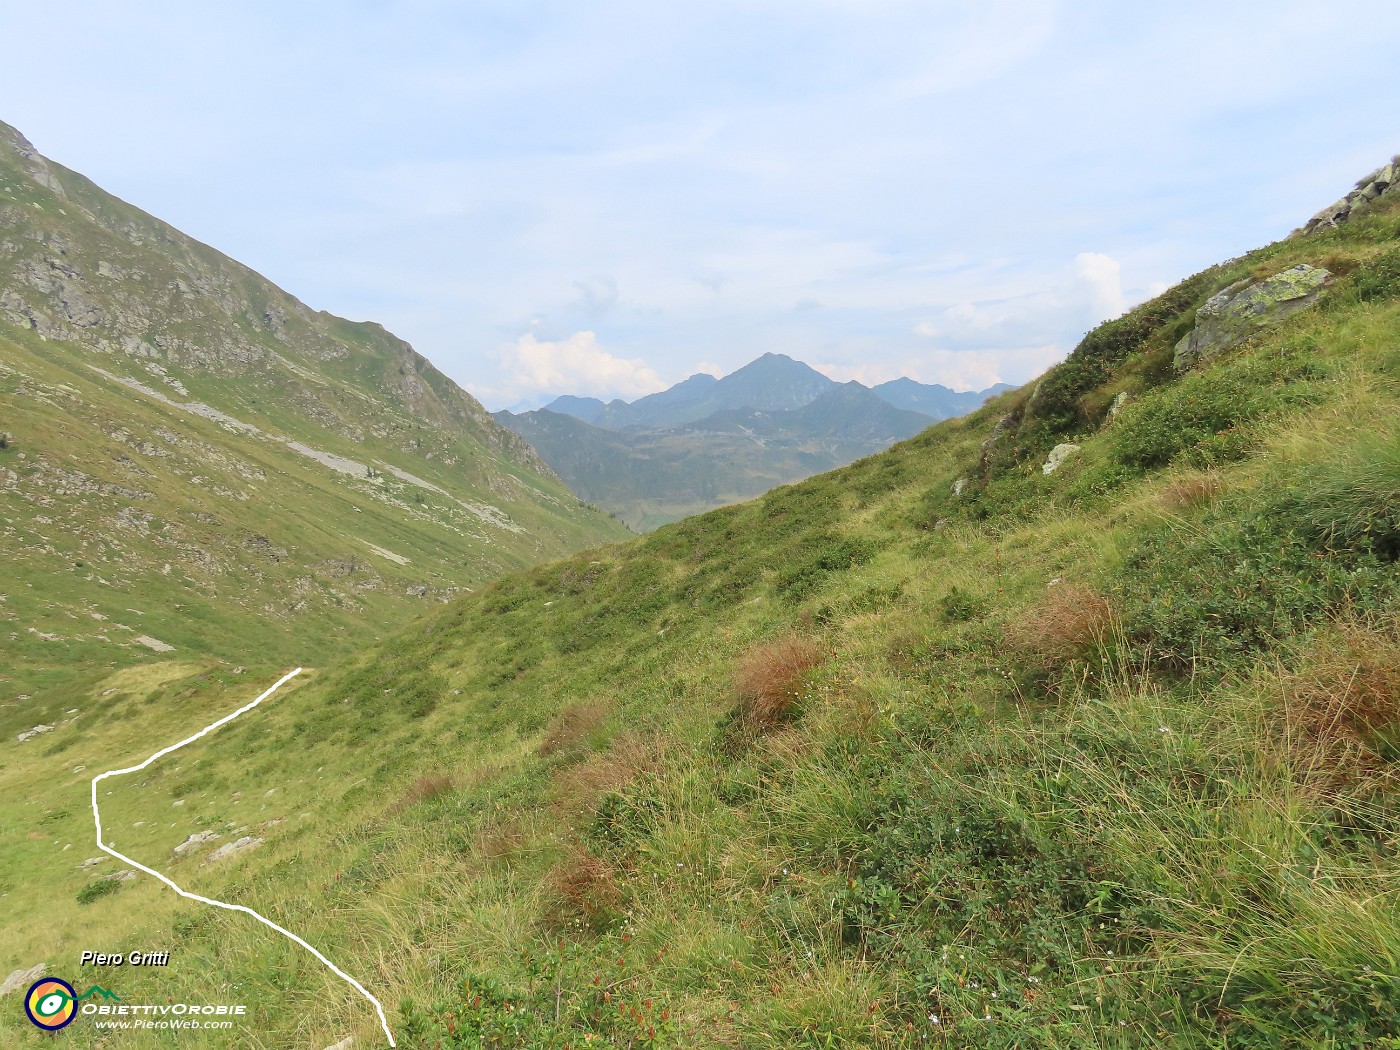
top-left (90, 667), bottom-right (397, 1047)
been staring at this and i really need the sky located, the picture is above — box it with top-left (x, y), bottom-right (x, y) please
top-left (2, 1), bottom-right (1399, 410)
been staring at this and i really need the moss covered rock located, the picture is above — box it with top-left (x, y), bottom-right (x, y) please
top-left (1173, 263), bottom-right (1330, 372)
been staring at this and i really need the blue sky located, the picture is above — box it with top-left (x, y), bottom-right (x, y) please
top-left (3, 1), bottom-right (1398, 408)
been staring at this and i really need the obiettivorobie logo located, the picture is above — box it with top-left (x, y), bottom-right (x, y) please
top-left (24, 978), bottom-right (120, 1030)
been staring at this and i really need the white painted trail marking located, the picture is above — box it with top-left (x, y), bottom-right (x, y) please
top-left (90, 667), bottom-right (397, 1047)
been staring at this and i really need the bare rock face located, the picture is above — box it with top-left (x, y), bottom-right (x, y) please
top-left (1042, 443), bottom-right (1081, 475)
top-left (0, 963), bottom-right (47, 996)
top-left (1298, 157), bottom-right (1398, 235)
top-left (207, 836), bottom-right (263, 863)
top-left (1173, 263), bottom-right (1331, 372)
top-left (173, 830), bottom-right (220, 857)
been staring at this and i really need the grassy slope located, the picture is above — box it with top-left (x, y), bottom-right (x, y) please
top-left (0, 120), bottom-right (631, 716)
top-left (5, 197), bottom-right (1400, 1048)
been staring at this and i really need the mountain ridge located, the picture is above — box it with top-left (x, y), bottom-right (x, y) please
top-left (500, 353), bottom-right (1007, 528)
top-left (540, 352), bottom-right (1006, 431)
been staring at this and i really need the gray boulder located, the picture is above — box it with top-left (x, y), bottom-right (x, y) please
top-left (1174, 264), bottom-right (1330, 372)
top-left (173, 830), bottom-right (220, 857)
top-left (207, 836), bottom-right (263, 863)
top-left (1, 964), bottom-right (47, 996)
top-left (1042, 443), bottom-right (1081, 475)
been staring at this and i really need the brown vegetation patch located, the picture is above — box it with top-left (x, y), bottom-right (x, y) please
top-left (552, 731), bottom-right (658, 815)
top-left (1159, 472), bottom-right (1224, 511)
top-left (1279, 620), bottom-right (1400, 786)
top-left (538, 699), bottom-right (610, 756)
top-left (734, 635), bottom-right (825, 733)
top-left (547, 845), bottom-right (623, 930)
top-left (388, 773), bottom-right (454, 814)
top-left (473, 819), bottom-right (528, 864)
top-left (1007, 584), bottom-right (1113, 669)
top-left (1316, 252), bottom-right (1360, 277)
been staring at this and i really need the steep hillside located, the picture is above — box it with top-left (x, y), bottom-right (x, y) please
top-left (6, 159), bottom-right (1400, 1049)
top-left (0, 120), bottom-right (629, 707)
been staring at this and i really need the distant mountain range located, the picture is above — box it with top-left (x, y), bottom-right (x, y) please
top-left (495, 354), bottom-right (1010, 529)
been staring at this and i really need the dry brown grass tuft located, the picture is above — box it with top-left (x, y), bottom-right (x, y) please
top-left (1159, 472), bottom-right (1224, 511)
top-left (1007, 584), bottom-right (1113, 669)
top-left (473, 819), bottom-right (528, 864)
top-left (388, 773), bottom-right (454, 813)
top-left (1317, 251), bottom-right (1361, 277)
top-left (547, 846), bottom-right (622, 929)
top-left (1279, 620), bottom-right (1400, 787)
top-left (538, 699), bottom-right (610, 756)
top-left (734, 636), bottom-right (825, 733)
top-left (552, 731), bottom-right (658, 814)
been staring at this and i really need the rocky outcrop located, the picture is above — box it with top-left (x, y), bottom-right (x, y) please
top-left (1042, 443), bottom-right (1080, 475)
top-left (207, 835), bottom-right (263, 862)
top-left (1298, 157), bottom-right (1398, 236)
top-left (173, 830), bottom-right (220, 857)
top-left (1173, 263), bottom-right (1330, 372)
top-left (1104, 391), bottom-right (1131, 423)
top-left (0, 963), bottom-right (47, 997)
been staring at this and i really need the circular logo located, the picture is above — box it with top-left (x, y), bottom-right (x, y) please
top-left (25, 978), bottom-right (77, 1030)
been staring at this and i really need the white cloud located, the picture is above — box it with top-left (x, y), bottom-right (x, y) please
top-left (944, 299), bottom-right (998, 331)
top-left (1075, 252), bottom-right (1128, 322)
top-left (913, 320), bottom-right (939, 338)
top-left (498, 331), bottom-right (665, 400)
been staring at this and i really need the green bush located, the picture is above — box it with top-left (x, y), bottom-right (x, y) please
top-left (76, 878), bottom-right (123, 905)
top-left (1116, 441), bottom-right (1400, 669)
top-left (774, 534), bottom-right (878, 602)
top-left (1111, 356), bottom-right (1330, 470)
top-left (1027, 268), bottom-right (1220, 433)
top-left (1351, 244), bottom-right (1400, 302)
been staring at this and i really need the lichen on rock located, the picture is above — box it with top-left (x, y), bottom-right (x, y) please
top-left (1042, 443), bottom-right (1080, 475)
top-left (1173, 263), bottom-right (1330, 372)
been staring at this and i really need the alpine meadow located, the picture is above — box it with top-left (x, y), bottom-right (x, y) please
top-left (3, 92), bottom-right (1400, 1049)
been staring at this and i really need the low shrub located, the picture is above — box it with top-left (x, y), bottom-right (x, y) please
top-left (1350, 243), bottom-right (1400, 302)
top-left (1112, 355), bottom-right (1331, 471)
top-left (1117, 445), bottom-right (1400, 671)
top-left (76, 878), bottom-right (123, 905)
top-left (774, 534), bottom-right (878, 602)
